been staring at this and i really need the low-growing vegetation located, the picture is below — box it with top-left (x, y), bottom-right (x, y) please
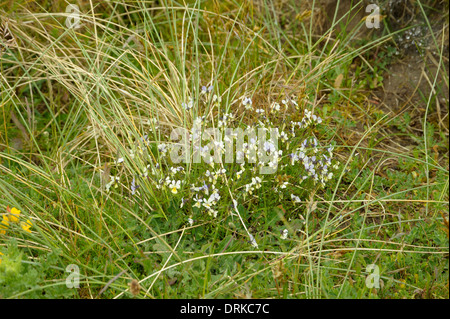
top-left (0, 0), bottom-right (448, 299)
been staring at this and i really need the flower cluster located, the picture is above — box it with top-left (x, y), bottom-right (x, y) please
top-left (0, 206), bottom-right (33, 235)
top-left (288, 137), bottom-right (337, 187)
top-left (290, 109), bottom-right (323, 134)
top-left (244, 176), bottom-right (262, 196)
top-left (218, 113), bottom-right (234, 128)
top-left (107, 87), bottom-right (340, 245)
top-left (181, 99), bottom-right (194, 110)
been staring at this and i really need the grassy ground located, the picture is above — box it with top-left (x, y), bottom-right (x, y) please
top-left (0, 0), bottom-right (448, 299)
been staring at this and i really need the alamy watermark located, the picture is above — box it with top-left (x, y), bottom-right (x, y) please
top-left (365, 264), bottom-right (380, 289)
top-left (365, 4), bottom-right (380, 29)
top-left (65, 4), bottom-right (82, 29)
top-left (66, 264), bottom-right (80, 288)
top-left (167, 126), bottom-right (279, 175)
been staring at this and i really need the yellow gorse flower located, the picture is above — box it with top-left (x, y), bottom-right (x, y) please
top-left (9, 207), bottom-right (21, 223)
top-left (1, 215), bottom-right (9, 226)
top-left (0, 206), bottom-right (32, 234)
top-left (0, 215), bottom-right (9, 235)
top-left (21, 219), bottom-right (33, 233)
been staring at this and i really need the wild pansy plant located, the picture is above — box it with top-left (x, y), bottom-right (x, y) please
top-left (109, 88), bottom-right (340, 241)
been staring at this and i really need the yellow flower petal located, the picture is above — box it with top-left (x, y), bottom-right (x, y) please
top-left (9, 207), bottom-right (20, 223)
top-left (0, 219), bottom-right (7, 235)
top-left (1, 216), bottom-right (9, 227)
top-left (21, 219), bottom-right (32, 233)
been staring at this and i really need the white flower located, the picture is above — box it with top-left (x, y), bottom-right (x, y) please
top-left (280, 229), bottom-right (288, 240)
top-left (290, 153), bottom-right (299, 165)
top-left (256, 108), bottom-right (264, 114)
top-left (268, 160), bottom-right (277, 169)
top-left (271, 102), bottom-right (280, 112)
top-left (193, 196), bottom-right (203, 208)
top-left (203, 190), bottom-right (220, 211)
top-left (208, 209), bottom-right (218, 218)
top-left (182, 99), bottom-right (194, 110)
top-left (280, 182), bottom-right (289, 189)
top-left (188, 217), bottom-right (194, 226)
top-left (291, 194), bottom-right (301, 203)
top-left (209, 191), bottom-right (219, 202)
top-left (169, 180), bottom-right (181, 194)
top-left (130, 176), bottom-right (138, 195)
top-left (263, 141), bottom-right (276, 153)
top-left (180, 197), bottom-right (185, 208)
top-left (158, 143), bottom-right (168, 154)
top-left (170, 166), bottom-right (183, 175)
top-left (312, 138), bottom-right (318, 147)
top-left (304, 109), bottom-right (312, 118)
top-left (142, 164), bottom-right (151, 178)
top-left (252, 177), bottom-right (262, 189)
top-left (193, 116), bottom-right (205, 127)
top-left (116, 157), bottom-right (124, 164)
top-left (242, 97), bottom-right (252, 109)
top-left (249, 233), bottom-right (258, 248)
top-left (106, 176), bottom-right (120, 192)
top-left (245, 183), bottom-right (254, 194)
top-left (202, 200), bottom-right (212, 210)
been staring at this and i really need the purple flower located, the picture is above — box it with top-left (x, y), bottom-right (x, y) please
top-left (131, 176), bottom-right (139, 195)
